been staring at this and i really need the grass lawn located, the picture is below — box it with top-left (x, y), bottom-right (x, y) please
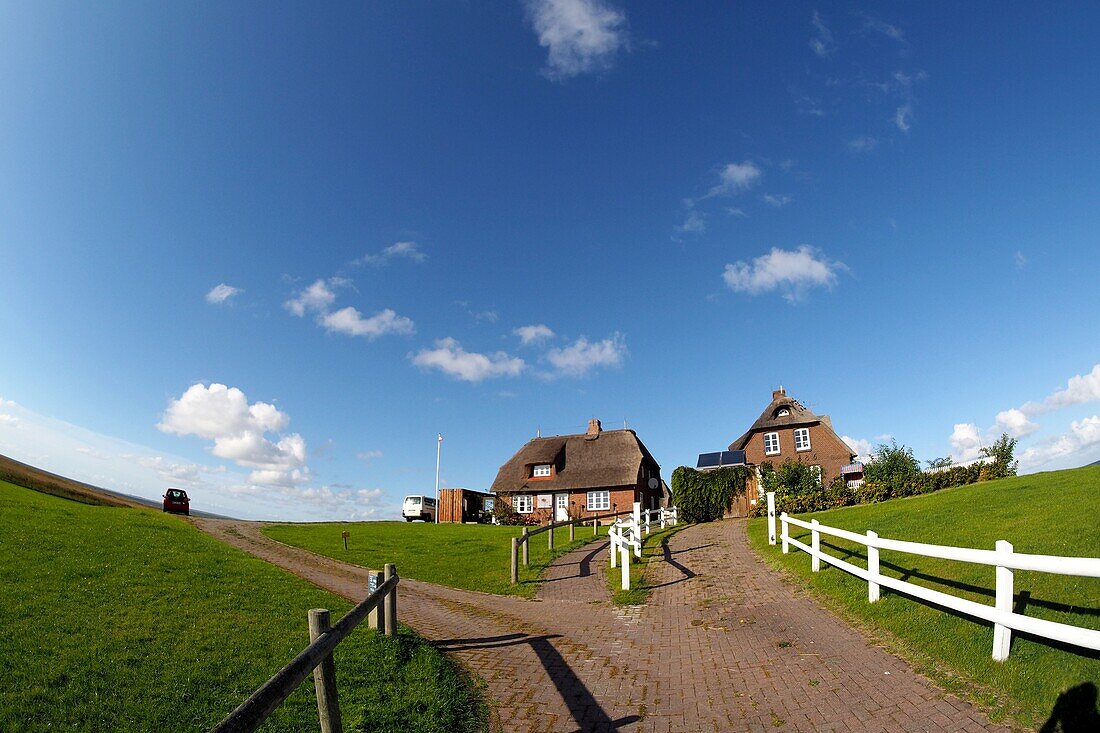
top-left (0, 480), bottom-right (485, 733)
top-left (264, 520), bottom-right (604, 597)
top-left (747, 466), bottom-right (1100, 730)
top-left (605, 524), bottom-right (689, 605)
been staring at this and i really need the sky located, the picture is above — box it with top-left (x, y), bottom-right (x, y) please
top-left (1, 1), bottom-right (1098, 521)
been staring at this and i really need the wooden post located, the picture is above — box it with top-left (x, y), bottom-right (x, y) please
top-left (569, 520), bottom-right (575, 542)
top-left (341, 531), bottom-right (349, 551)
top-left (620, 544), bottom-right (630, 590)
top-left (521, 528), bottom-right (529, 566)
top-left (384, 563), bottom-right (397, 636)
top-left (609, 529), bottom-right (617, 568)
top-left (811, 519), bottom-right (821, 572)
top-left (307, 609), bottom-right (343, 733)
top-left (992, 540), bottom-right (1014, 661)
top-left (766, 492), bottom-right (776, 545)
top-left (644, 510), bottom-right (650, 536)
top-left (367, 572), bottom-right (385, 631)
top-left (632, 502), bottom-right (641, 533)
top-left (781, 513), bottom-right (789, 554)
top-left (593, 518), bottom-right (598, 535)
top-left (548, 523), bottom-right (555, 551)
top-left (660, 508), bottom-right (665, 530)
top-left (867, 531), bottom-right (880, 603)
top-left (510, 537), bottom-right (518, 585)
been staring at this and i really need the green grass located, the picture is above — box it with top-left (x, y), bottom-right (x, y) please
top-left (747, 466), bottom-right (1100, 729)
top-left (606, 524), bottom-right (688, 605)
top-left (265, 520), bottom-right (604, 598)
top-left (0, 480), bottom-right (485, 733)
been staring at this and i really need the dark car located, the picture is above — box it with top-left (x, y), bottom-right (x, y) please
top-left (162, 488), bottom-right (190, 515)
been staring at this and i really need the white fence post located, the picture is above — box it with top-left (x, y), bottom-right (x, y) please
top-left (609, 527), bottom-right (618, 568)
top-left (660, 508), bottom-right (666, 529)
top-left (766, 492), bottom-right (776, 545)
top-left (644, 510), bottom-right (651, 536)
top-left (867, 530), bottom-right (880, 603)
top-left (671, 507), bottom-right (678, 526)
top-left (810, 519), bottom-right (821, 572)
top-left (993, 540), bottom-right (1014, 661)
top-left (633, 502), bottom-right (641, 532)
top-left (780, 513), bottom-right (789, 554)
top-left (620, 543), bottom-right (630, 590)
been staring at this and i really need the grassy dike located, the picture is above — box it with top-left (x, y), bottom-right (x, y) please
top-left (265, 520), bottom-right (603, 598)
top-left (746, 466), bottom-right (1100, 729)
top-left (0, 480), bottom-right (485, 733)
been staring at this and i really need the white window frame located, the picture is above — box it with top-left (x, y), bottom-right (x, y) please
top-left (586, 490), bottom-right (610, 512)
top-left (532, 464), bottom-right (552, 477)
top-left (763, 432), bottom-right (780, 456)
top-left (514, 494), bottom-right (532, 514)
top-left (777, 408), bottom-right (790, 417)
top-left (794, 427), bottom-right (811, 452)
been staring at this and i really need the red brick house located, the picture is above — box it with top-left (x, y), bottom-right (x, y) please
top-left (490, 419), bottom-right (664, 524)
top-left (730, 386), bottom-right (857, 487)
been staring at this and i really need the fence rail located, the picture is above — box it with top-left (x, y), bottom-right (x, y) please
top-left (211, 564), bottom-right (400, 733)
top-left (777, 511), bottom-right (1100, 661)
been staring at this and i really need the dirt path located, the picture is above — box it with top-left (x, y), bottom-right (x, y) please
top-left (194, 517), bottom-right (1010, 733)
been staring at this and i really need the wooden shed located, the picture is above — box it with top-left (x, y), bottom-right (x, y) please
top-left (438, 488), bottom-right (496, 523)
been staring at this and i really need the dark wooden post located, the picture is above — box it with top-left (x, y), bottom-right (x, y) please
top-left (569, 520), bottom-right (575, 542)
top-left (307, 609), bottom-right (343, 733)
top-left (384, 564), bottom-right (397, 636)
top-left (548, 523), bottom-right (555, 551)
top-left (510, 537), bottom-right (518, 585)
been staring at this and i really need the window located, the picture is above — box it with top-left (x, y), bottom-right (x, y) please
top-left (586, 490), bottom-right (610, 511)
top-left (777, 408), bottom-right (790, 417)
top-left (483, 497), bottom-right (495, 512)
top-left (763, 432), bottom-right (780, 455)
top-left (532, 464), bottom-right (552, 477)
top-left (794, 427), bottom-right (811, 452)
top-left (514, 494), bottom-right (532, 513)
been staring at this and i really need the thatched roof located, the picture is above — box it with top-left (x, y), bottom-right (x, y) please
top-left (728, 389), bottom-right (833, 450)
top-left (490, 428), bottom-right (659, 493)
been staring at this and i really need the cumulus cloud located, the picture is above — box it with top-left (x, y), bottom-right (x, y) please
top-left (546, 334), bottom-right (626, 377)
top-left (994, 408), bottom-right (1039, 438)
top-left (949, 422), bottom-right (984, 463)
top-left (674, 209), bottom-right (707, 236)
top-left (526, 0), bottom-right (628, 81)
top-left (809, 11), bottom-right (836, 57)
top-left (158, 383), bottom-right (308, 487)
top-left (357, 241), bottom-right (427, 266)
top-left (411, 338), bottom-right (525, 382)
top-left (1019, 416), bottom-right (1100, 470)
top-left (1021, 364), bottom-right (1100, 415)
top-left (205, 283), bottom-right (241, 305)
top-left (515, 324), bottom-right (555, 345)
top-left (762, 194), bottom-right (792, 208)
top-left (707, 161), bottom-right (762, 197)
top-left (842, 436), bottom-right (874, 462)
top-left (722, 245), bottom-right (844, 302)
top-left (285, 278), bottom-right (340, 317)
top-left (321, 307), bottom-right (415, 339)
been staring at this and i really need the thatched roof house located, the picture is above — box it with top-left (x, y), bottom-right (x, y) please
top-left (491, 419), bottom-right (664, 523)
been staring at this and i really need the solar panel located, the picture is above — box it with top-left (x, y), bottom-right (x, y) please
top-left (721, 450), bottom-right (746, 466)
top-left (696, 452), bottom-right (721, 468)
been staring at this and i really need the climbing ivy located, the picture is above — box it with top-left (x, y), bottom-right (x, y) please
top-left (670, 465), bottom-right (751, 523)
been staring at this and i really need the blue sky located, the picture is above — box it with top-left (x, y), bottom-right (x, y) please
top-left (1, 1), bottom-right (1098, 520)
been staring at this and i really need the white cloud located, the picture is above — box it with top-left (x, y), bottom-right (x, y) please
top-left (722, 245), bottom-right (844, 302)
top-left (158, 383), bottom-right (308, 487)
top-left (321, 307), bottom-right (415, 339)
top-left (707, 161), bottom-right (762, 197)
top-left (842, 436), bottom-right (874, 462)
top-left (762, 194), bottom-right (792, 208)
top-left (356, 450), bottom-right (383, 463)
top-left (526, 0), bottom-right (628, 80)
top-left (285, 278), bottom-right (340, 317)
top-left (727, 207), bottom-right (747, 218)
top-left (1014, 251), bottom-right (1028, 270)
top-left (546, 333), bottom-right (626, 377)
top-left (873, 433), bottom-right (893, 442)
top-left (674, 209), bottom-right (707, 236)
top-left (411, 338), bottom-right (525, 382)
top-left (809, 11), bottom-right (836, 57)
top-left (994, 408), bottom-right (1039, 438)
top-left (515, 324), bottom-right (555, 345)
top-left (358, 241), bottom-right (427, 266)
top-left (205, 283), bottom-right (242, 305)
top-left (949, 422), bottom-right (984, 463)
top-left (1022, 364), bottom-right (1100, 415)
top-left (895, 104), bottom-right (912, 132)
top-left (862, 16), bottom-right (908, 46)
top-left (847, 136), bottom-right (879, 152)
top-left (1019, 416), bottom-right (1100, 471)
top-left (0, 413), bottom-right (19, 427)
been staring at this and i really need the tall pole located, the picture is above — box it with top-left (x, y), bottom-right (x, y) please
top-left (435, 433), bottom-right (442, 524)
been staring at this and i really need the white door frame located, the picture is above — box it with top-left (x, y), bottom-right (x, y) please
top-left (554, 493), bottom-right (569, 522)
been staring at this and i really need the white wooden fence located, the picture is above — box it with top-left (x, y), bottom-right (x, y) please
top-left (608, 503), bottom-right (678, 590)
top-left (770, 498), bottom-right (1100, 661)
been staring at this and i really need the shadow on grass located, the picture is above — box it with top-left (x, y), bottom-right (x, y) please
top-left (1040, 682), bottom-right (1100, 732)
top-left (433, 632), bottom-right (640, 732)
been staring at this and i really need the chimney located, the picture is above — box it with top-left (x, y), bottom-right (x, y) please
top-left (586, 418), bottom-right (602, 437)
top-left (772, 385), bottom-right (786, 400)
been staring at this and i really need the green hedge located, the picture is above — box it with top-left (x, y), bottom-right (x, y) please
top-left (670, 465), bottom-right (750, 522)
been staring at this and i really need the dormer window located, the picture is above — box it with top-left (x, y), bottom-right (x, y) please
top-left (532, 464), bottom-right (551, 478)
top-left (777, 408), bottom-right (790, 417)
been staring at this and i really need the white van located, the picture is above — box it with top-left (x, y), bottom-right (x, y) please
top-left (402, 495), bottom-right (437, 522)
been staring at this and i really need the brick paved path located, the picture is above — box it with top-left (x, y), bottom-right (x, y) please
top-left (195, 518), bottom-right (1010, 733)
top-left (537, 538), bottom-right (612, 603)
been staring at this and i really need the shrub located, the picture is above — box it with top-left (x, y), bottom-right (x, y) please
top-left (670, 465), bottom-right (750, 523)
top-left (981, 433), bottom-right (1019, 479)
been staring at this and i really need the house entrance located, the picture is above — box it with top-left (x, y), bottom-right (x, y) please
top-left (554, 493), bottom-right (569, 522)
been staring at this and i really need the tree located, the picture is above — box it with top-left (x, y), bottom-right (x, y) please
top-left (981, 433), bottom-right (1019, 478)
top-left (863, 441), bottom-right (921, 485)
top-left (925, 456), bottom-right (953, 470)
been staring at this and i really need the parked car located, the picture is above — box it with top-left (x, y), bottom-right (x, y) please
top-left (402, 495), bottom-right (436, 522)
top-left (162, 488), bottom-right (190, 515)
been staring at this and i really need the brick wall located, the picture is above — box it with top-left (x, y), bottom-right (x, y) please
top-left (499, 486), bottom-right (656, 524)
top-left (741, 422), bottom-right (853, 485)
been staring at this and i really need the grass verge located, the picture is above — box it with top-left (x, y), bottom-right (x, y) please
top-left (746, 466), bottom-right (1100, 730)
top-left (0, 480), bottom-right (486, 732)
top-left (606, 524), bottom-right (689, 605)
top-left (264, 520), bottom-right (604, 598)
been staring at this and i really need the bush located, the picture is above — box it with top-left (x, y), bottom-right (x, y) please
top-left (760, 459), bottom-right (830, 515)
top-left (670, 465), bottom-right (750, 523)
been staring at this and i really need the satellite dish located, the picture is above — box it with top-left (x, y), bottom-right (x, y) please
top-left (647, 477), bottom-right (659, 490)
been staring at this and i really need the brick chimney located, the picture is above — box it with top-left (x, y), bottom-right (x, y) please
top-left (772, 385), bottom-right (786, 400)
top-left (586, 418), bottom-right (602, 437)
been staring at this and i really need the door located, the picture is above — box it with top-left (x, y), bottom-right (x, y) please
top-left (554, 493), bottom-right (569, 522)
